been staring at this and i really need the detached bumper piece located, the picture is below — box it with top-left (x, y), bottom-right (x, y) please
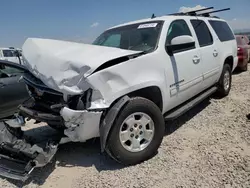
top-left (0, 121), bottom-right (61, 181)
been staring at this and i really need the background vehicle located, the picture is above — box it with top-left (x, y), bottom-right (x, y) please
top-left (0, 61), bottom-right (29, 119)
top-left (0, 48), bottom-right (22, 64)
top-left (242, 35), bottom-right (250, 62)
top-left (235, 35), bottom-right (249, 70)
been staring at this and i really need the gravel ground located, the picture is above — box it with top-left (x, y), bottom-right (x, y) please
top-left (1, 66), bottom-right (250, 188)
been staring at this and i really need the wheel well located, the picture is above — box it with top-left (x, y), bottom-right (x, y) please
top-left (224, 56), bottom-right (233, 70)
top-left (127, 86), bottom-right (163, 111)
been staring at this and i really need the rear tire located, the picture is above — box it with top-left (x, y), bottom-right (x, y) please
top-left (106, 97), bottom-right (165, 165)
top-left (242, 63), bottom-right (248, 71)
top-left (215, 64), bottom-right (232, 97)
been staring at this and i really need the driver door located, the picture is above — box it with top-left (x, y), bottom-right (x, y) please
top-left (0, 64), bottom-right (29, 118)
top-left (165, 19), bottom-right (203, 108)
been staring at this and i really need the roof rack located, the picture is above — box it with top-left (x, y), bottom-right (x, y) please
top-left (168, 6), bottom-right (214, 16)
top-left (197, 8), bottom-right (230, 17)
top-left (150, 7), bottom-right (230, 19)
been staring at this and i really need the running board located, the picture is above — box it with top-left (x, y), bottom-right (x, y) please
top-left (164, 87), bottom-right (217, 121)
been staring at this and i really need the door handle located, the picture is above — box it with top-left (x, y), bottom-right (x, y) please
top-left (193, 56), bottom-right (200, 64)
top-left (0, 82), bottom-right (5, 88)
top-left (213, 50), bottom-right (218, 57)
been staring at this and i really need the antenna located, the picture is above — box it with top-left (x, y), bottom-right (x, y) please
top-left (151, 14), bottom-right (156, 19)
top-left (169, 6), bottom-right (214, 16)
top-left (197, 8), bottom-right (230, 17)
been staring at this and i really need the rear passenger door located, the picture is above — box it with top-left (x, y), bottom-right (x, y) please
top-left (190, 19), bottom-right (220, 89)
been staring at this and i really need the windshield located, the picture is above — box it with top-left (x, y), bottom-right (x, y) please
top-left (93, 21), bottom-right (163, 52)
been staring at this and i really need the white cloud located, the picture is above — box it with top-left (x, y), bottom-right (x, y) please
top-left (90, 22), bottom-right (99, 28)
top-left (179, 5), bottom-right (209, 13)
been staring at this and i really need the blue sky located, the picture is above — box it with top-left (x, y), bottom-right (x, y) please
top-left (1, 0), bottom-right (250, 47)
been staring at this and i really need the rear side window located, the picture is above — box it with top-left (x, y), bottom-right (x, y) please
top-left (209, 20), bottom-right (235, 42)
top-left (191, 20), bottom-right (213, 47)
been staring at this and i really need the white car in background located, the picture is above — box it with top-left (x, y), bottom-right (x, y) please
top-left (0, 48), bottom-right (22, 64)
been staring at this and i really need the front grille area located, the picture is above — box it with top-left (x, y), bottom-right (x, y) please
top-left (27, 85), bottom-right (64, 105)
top-left (23, 72), bottom-right (65, 113)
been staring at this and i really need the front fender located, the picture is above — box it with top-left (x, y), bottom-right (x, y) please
top-left (86, 56), bottom-right (166, 110)
top-left (99, 95), bottom-right (130, 152)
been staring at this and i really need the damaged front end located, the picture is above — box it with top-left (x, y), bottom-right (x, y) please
top-left (0, 38), bottom-right (141, 181)
top-left (22, 72), bottom-right (104, 141)
top-left (0, 72), bottom-right (104, 181)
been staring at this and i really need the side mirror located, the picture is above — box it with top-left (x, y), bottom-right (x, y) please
top-left (166, 35), bottom-right (195, 55)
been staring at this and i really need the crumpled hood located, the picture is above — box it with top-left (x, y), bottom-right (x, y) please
top-left (22, 38), bottom-right (140, 95)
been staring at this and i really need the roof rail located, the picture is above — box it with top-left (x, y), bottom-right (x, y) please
top-left (169, 6), bottom-right (214, 16)
top-left (197, 8), bottom-right (230, 17)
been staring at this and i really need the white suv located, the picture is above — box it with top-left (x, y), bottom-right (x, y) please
top-left (0, 9), bottom-right (237, 180)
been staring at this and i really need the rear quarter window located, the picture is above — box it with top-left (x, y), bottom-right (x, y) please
top-left (208, 20), bottom-right (235, 42)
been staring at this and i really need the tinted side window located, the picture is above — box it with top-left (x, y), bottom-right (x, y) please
top-left (166, 20), bottom-right (192, 44)
top-left (209, 20), bottom-right (235, 42)
top-left (191, 20), bottom-right (213, 47)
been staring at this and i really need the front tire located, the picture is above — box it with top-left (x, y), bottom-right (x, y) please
top-left (106, 97), bottom-right (165, 165)
top-left (216, 64), bottom-right (232, 97)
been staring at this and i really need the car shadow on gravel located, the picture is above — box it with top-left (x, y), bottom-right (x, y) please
top-left (164, 98), bottom-right (211, 136)
top-left (6, 137), bottom-right (125, 187)
top-left (232, 68), bottom-right (245, 75)
top-left (6, 98), bottom-right (212, 187)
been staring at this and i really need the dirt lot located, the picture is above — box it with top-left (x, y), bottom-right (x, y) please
top-left (1, 66), bottom-right (250, 188)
